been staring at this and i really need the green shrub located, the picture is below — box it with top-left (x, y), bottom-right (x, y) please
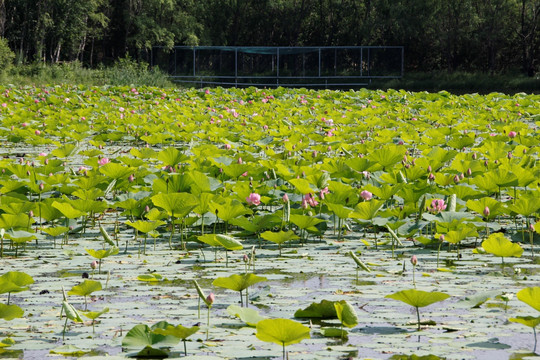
top-left (0, 38), bottom-right (15, 72)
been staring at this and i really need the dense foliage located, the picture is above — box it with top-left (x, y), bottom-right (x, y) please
top-left (0, 0), bottom-right (538, 75)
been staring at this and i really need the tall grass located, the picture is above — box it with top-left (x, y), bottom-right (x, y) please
top-left (1, 57), bottom-right (174, 88)
top-left (370, 71), bottom-right (540, 94)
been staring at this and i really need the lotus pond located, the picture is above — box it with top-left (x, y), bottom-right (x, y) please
top-left (0, 85), bottom-right (539, 359)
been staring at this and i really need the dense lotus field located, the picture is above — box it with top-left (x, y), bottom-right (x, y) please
top-left (0, 85), bottom-right (539, 359)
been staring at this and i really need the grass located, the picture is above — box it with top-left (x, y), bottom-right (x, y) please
top-left (1, 60), bottom-right (538, 94)
top-left (369, 71), bottom-right (540, 94)
top-left (1, 58), bottom-right (174, 88)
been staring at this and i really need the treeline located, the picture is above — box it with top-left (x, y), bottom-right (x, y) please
top-left (0, 0), bottom-right (538, 75)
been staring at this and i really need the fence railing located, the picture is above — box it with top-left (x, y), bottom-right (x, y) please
top-left (151, 46), bottom-right (404, 87)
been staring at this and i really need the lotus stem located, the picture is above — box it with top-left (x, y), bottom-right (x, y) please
top-left (282, 342), bottom-right (286, 360)
top-left (239, 290), bottom-right (243, 307)
top-left (416, 306), bottom-right (421, 331)
top-left (63, 316), bottom-right (68, 341)
top-left (206, 305), bottom-right (211, 340)
top-left (533, 326), bottom-right (537, 353)
top-left (183, 339), bottom-right (187, 356)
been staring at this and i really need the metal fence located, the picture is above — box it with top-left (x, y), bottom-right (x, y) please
top-left (151, 46), bottom-right (404, 87)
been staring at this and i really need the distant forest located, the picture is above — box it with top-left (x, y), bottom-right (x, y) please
top-left (1, 0), bottom-right (538, 75)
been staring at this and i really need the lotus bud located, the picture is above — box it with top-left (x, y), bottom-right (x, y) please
top-left (483, 206), bottom-right (490, 217)
top-left (206, 293), bottom-right (215, 305)
top-left (282, 194), bottom-right (289, 203)
top-left (453, 175), bottom-right (460, 183)
top-left (44, 158), bottom-right (49, 165)
top-left (530, 224), bottom-right (535, 232)
top-left (360, 190), bottom-right (372, 201)
top-left (145, 205), bottom-right (150, 213)
top-left (35, 130), bottom-right (41, 135)
top-left (467, 168), bottom-right (472, 177)
top-left (410, 255), bottom-right (418, 266)
top-left (243, 254), bottom-right (249, 263)
top-left (484, 160), bottom-right (489, 167)
top-left (26, 170), bottom-right (31, 176)
top-left (472, 152), bottom-right (477, 160)
top-left (128, 174), bottom-right (135, 182)
top-left (507, 151), bottom-right (512, 159)
top-left (427, 165), bottom-right (432, 173)
top-left (508, 131), bottom-right (517, 138)
top-left (39, 183), bottom-right (44, 191)
top-left (91, 261), bottom-right (98, 270)
top-left (29, 210), bottom-right (34, 218)
top-left (440, 234), bottom-right (445, 242)
top-left (460, 173), bottom-right (464, 180)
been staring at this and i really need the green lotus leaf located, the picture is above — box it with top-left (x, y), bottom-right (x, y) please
top-left (349, 251), bottom-right (371, 272)
top-left (62, 301), bottom-right (83, 323)
top-left (52, 201), bottom-right (86, 219)
top-left (68, 280), bottom-right (102, 297)
top-left (0, 272), bottom-right (34, 294)
top-left (320, 327), bottom-right (348, 338)
top-left (294, 300), bottom-right (338, 319)
top-left (256, 318), bottom-right (310, 347)
top-left (192, 280), bottom-right (212, 307)
top-left (137, 273), bottom-right (163, 282)
top-left (122, 324), bottom-right (179, 350)
top-left (0, 304), bottom-right (24, 321)
top-left (151, 192), bottom-right (198, 218)
top-left (153, 324), bottom-right (199, 339)
top-left (99, 162), bottom-right (134, 180)
top-left (158, 147), bottom-right (188, 167)
top-left (41, 226), bottom-right (69, 237)
top-left (386, 289), bottom-right (450, 308)
top-left (482, 233), bottom-right (523, 258)
top-left (260, 230), bottom-right (299, 246)
top-left (334, 300), bottom-right (358, 328)
top-left (443, 225), bottom-right (478, 244)
top-left (85, 246), bottom-right (119, 259)
top-left (226, 304), bottom-right (266, 326)
top-left (212, 273), bottom-right (267, 292)
top-left (125, 220), bottom-right (165, 234)
top-left (49, 345), bottom-right (88, 357)
top-left (289, 178), bottom-right (316, 195)
top-left (210, 198), bottom-right (252, 222)
top-left (516, 287), bottom-right (540, 312)
top-left (466, 197), bottom-right (504, 219)
top-left (351, 200), bottom-right (384, 221)
top-left (290, 214), bottom-right (325, 232)
top-left (82, 307), bottom-right (109, 320)
top-left (509, 316), bottom-right (540, 328)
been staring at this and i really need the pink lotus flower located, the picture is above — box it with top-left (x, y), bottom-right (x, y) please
top-left (428, 199), bottom-right (446, 213)
top-left (360, 190), bottom-right (372, 201)
top-left (224, 144), bottom-right (231, 150)
top-left (508, 131), bottom-right (517, 138)
top-left (304, 193), bottom-right (318, 207)
top-left (483, 206), bottom-right (490, 217)
top-left (38, 152), bottom-right (47, 157)
top-left (35, 130), bottom-right (41, 135)
top-left (98, 157), bottom-right (110, 166)
top-left (246, 193), bottom-right (261, 206)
